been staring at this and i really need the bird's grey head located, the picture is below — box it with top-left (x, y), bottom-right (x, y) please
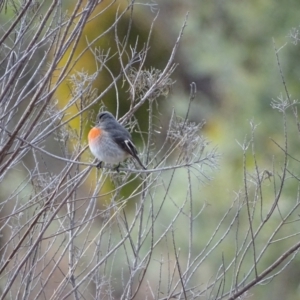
top-left (96, 111), bottom-right (116, 125)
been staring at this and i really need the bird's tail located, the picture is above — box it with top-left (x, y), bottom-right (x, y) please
top-left (133, 154), bottom-right (146, 170)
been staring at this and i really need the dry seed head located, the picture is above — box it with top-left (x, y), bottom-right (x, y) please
top-left (128, 67), bottom-right (174, 101)
top-left (167, 115), bottom-right (206, 161)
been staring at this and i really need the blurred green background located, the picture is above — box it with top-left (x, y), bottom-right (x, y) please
top-left (162, 2), bottom-right (300, 299)
top-left (160, 2), bottom-right (300, 299)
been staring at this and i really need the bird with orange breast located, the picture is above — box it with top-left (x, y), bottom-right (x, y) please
top-left (88, 111), bottom-right (146, 170)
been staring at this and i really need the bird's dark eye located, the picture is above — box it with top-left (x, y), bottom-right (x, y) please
top-left (98, 112), bottom-right (106, 121)
top-left (96, 111), bottom-right (114, 123)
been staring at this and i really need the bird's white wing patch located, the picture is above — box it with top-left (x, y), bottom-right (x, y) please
top-left (124, 139), bottom-right (136, 156)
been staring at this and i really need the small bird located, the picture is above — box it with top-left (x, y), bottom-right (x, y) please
top-left (88, 111), bottom-right (146, 170)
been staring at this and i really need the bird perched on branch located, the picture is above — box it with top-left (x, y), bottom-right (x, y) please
top-left (88, 111), bottom-right (146, 170)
